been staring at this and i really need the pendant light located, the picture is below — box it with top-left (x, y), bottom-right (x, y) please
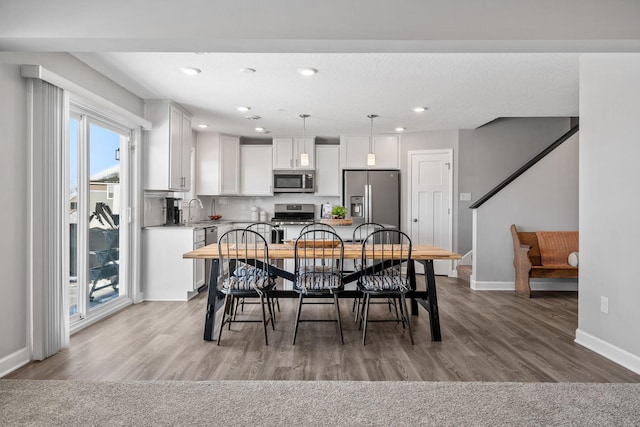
top-left (299, 114), bottom-right (310, 167)
top-left (367, 114), bottom-right (378, 166)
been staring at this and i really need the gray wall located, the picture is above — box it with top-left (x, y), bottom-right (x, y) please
top-left (474, 133), bottom-right (579, 285)
top-left (0, 52), bottom-right (143, 372)
top-left (578, 53), bottom-right (640, 368)
top-left (458, 117), bottom-right (572, 255)
top-left (0, 58), bottom-right (28, 361)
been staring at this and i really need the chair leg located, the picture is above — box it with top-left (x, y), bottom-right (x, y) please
top-left (397, 297), bottom-right (406, 329)
top-left (401, 294), bottom-right (414, 345)
top-left (362, 293), bottom-right (371, 345)
top-left (228, 295), bottom-right (235, 330)
top-left (358, 294), bottom-right (366, 330)
top-left (232, 295), bottom-right (239, 321)
top-left (260, 294), bottom-right (269, 346)
top-left (266, 293), bottom-right (276, 329)
top-left (217, 293), bottom-right (230, 345)
top-left (333, 293), bottom-right (344, 344)
top-left (292, 292), bottom-right (304, 345)
top-left (393, 298), bottom-right (400, 323)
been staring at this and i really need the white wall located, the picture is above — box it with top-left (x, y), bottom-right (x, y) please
top-left (577, 54), bottom-right (640, 372)
top-left (0, 52), bottom-right (144, 375)
top-left (473, 133), bottom-right (579, 289)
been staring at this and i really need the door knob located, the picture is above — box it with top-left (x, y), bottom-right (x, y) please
top-left (413, 218), bottom-right (418, 222)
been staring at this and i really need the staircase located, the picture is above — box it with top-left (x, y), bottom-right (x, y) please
top-left (456, 264), bottom-right (472, 284)
top-left (455, 250), bottom-right (473, 284)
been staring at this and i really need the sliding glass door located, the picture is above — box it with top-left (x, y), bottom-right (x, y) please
top-left (68, 106), bottom-right (131, 328)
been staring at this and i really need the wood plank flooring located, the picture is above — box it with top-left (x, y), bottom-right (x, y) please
top-left (6, 277), bottom-right (640, 382)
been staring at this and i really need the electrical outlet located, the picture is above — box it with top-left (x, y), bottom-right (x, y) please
top-left (600, 296), bottom-right (609, 314)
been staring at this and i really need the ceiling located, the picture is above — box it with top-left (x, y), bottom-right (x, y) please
top-left (72, 52), bottom-right (579, 137)
top-left (3, 1), bottom-right (639, 138)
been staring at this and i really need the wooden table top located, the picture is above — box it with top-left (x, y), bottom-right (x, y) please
top-left (183, 243), bottom-right (461, 261)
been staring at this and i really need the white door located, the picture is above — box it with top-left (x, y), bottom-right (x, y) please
top-left (409, 150), bottom-right (453, 276)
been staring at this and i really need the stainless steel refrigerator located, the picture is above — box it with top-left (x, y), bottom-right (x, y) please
top-left (343, 169), bottom-right (400, 228)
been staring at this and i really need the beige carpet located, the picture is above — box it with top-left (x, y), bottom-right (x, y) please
top-left (1, 380), bottom-right (639, 426)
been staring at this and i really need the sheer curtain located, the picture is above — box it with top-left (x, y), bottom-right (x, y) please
top-left (27, 78), bottom-right (69, 360)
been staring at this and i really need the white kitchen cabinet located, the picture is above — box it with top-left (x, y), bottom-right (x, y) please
top-left (240, 145), bottom-right (273, 195)
top-left (315, 145), bottom-right (340, 196)
top-left (339, 135), bottom-right (400, 169)
top-left (144, 100), bottom-right (192, 191)
top-left (142, 227), bottom-right (205, 301)
top-left (195, 133), bottom-right (240, 195)
top-left (273, 138), bottom-right (315, 169)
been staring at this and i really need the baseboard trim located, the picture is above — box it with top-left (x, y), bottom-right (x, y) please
top-left (575, 329), bottom-right (640, 375)
top-left (470, 279), bottom-right (578, 292)
top-left (471, 279), bottom-right (513, 291)
top-left (0, 347), bottom-right (30, 378)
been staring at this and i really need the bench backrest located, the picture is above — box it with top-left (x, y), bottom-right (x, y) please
top-left (511, 224), bottom-right (578, 267)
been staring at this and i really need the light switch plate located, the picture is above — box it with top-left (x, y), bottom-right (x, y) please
top-left (459, 193), bottom-right (472, 201)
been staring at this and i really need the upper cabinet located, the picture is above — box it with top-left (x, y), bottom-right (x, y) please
top-left (144, 101), bottom-right (193, 191)
top-left (273, 138), bottom-right (315, 169)
top-left (339, 135), bottom-right (400, 169)
top-left (240, 145), bottom-right (273, 196)
top-left (195, 133), bottom-right (240, 196)
top-left (315, 145), bottom-right (340, 196)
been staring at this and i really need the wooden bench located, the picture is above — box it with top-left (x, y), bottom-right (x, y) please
top-left (510, 224), bottom-right (578, 297)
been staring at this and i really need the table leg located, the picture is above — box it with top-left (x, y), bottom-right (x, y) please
top-left (204, 259), bottom-right (224, 341)
top-left (421, 259), bottom-right (441, 341)
top-left (408, 259), bottom-right (419, 315)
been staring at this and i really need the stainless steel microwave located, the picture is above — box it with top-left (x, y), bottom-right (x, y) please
top-left (273, 170), bottom-right (315, 193)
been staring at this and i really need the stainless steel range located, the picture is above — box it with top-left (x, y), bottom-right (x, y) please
top-left (271, 203), bottom-right (316, 226)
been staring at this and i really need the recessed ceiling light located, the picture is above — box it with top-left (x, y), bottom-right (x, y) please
top-left (240, 67), bottom-right (256, 74)
top-left (180, 67), bottom-right (201, 76)
top-left (297, 67), bottom-right (318, 76)
top-left (236, 106), bottom-right (251, 112)
top-left (255, 127), bottom-right (270, 134)
top-left (245, 115), bottom-right (261, 120)
top-left (395, 127), bottom-right (405, 132)
top-left (412, 106), bottom-right (428, 113)
top-left (197, 123), bottom-right (209, 129)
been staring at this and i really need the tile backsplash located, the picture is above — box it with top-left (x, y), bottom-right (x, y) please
top-left (143, 191), bottom-right (340, 226)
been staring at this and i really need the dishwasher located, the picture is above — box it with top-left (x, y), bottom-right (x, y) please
top-left (202, 226), bottom-right (218, 292)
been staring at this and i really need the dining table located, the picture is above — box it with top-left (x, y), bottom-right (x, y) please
top-left (183, 243), bottom-right (461, 342)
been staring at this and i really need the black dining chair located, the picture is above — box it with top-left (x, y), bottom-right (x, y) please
top-left (292, 229), bottom-right (345, 345)
top-left (350, 223), bottom-right (399, 320)
top-left (300, 222), bottom-right (336, 234)
top-left (216, 228), bottom-right (277, 345)
top-left (357, 229), bottom-right (414, 345)
top-left (239, 222), bottom-right (282, 313)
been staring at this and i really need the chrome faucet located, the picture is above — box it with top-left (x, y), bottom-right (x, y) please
top-left (187, 198), bottom-right (203, 224)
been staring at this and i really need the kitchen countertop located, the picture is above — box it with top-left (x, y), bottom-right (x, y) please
top-left (144, 219), bottom-right (235, 230)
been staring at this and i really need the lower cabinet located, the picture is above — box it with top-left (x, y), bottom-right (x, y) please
top-left (142, 227), bottom-right (204, 301)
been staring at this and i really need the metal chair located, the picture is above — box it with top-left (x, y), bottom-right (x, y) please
top-left (244, 222), bottom-right (282, 245)
top-left (300, 222), bottom-right (336, 234)
top-left (292, 229), bottom-right (345, 345)
top-left (239, 222), bottom-right (282, 313)
top-left (351, 223), bottom-right (399, 321)
top-left (357, 229), bottom-right (414, 345)
top-left (216, 229), bottom-right (276, 345)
